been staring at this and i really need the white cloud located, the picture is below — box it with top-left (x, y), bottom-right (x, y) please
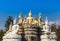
top-left (49, 20), bottom-right (60, 25)
top-left (49, 21), bottom-right (60, 29)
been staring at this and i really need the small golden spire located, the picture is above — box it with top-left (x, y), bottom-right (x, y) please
top-left (28, 10), bottom-right (32, 17)
top-left (38, 12), bottom-right (42, 22)
top-left (18, 13), bottom-right (23, 26)
top-left (38, 12), bottom-right (44, 27)
top-left (19, 13), bottom-right (22, 18)
top-left (39, 12), bottom-right (42, 20)
top-left (23, 15), bottom-right (28, 25)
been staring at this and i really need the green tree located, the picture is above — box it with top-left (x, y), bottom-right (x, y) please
top-left (51, 23), bottom-right (57, 32)
top-left (56, 26), bottom-right (60, 41)
top-left (5, 16), bottom-right (13, 32)
top-left (0, 29), bottom-right (5, 41)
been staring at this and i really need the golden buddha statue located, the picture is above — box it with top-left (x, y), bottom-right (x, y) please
top-left (23, 16), bottom-right (28, 25)
top-left (18, 13), bottom-right (24, 35)
top-left (31, 18), bottom-right (38, 25)
top-left (26, 10), bottom-right (38, 25)
top-left (38, 13), bottom-right (44, 27)
top-left (18, 13), bottom-right (23, 26)
top-left (27, 10), bottom-right (33, 24)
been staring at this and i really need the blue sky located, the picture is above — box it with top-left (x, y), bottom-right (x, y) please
top-left (0, 0), bottom-right (60, 29)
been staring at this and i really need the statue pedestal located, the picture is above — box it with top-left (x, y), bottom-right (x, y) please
top-left (40, 34), bottom-right (50, 41)
top-left (3, 39), bottom-right (21, 41)
top-left (2, 32), bottom-right (22, 41)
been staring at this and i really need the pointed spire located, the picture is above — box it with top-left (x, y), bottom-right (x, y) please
top-left (28, 10), bottom-right (32, 17)
top-left (45, 16), bottom-right (49, 25)
top-left (13, 17), bottom-right (17, 25)
top-left (38, 12), bottom-right (42, 22)
top-left (46, 17), bottom-right (48, 22)
top-left (39, 12), bottom-right (42, 18)
top-left (39, 12), bottom-right (42, 16)
top-left (19, 13), bottom-right (22, 18)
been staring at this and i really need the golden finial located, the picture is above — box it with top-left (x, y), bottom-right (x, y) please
top-left (38, 12), bottom-right (44, 27)
top-left (18, 13), bottom-right (23, 26)
top-left (28, 10), bottom-right (32, 17)
top-left (38, 12), bottom-right (42, 22)
top-left (19, 13), bottom-right (22, 18)
top-left (39, 12), bottom-right (42, 19)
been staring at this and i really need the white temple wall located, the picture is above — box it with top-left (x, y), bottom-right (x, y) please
top-left (3, 39), bottom-right (21, 41)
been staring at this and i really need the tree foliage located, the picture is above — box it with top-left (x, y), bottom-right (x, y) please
top-left (56, 27), bottom-right (60, 41)
top-left (0, 16), bottom-right (13, 41)
top-left (0, 29), bottom-right (5, 41)
top-left (5, 16), bottom-right (13, 32)
top-left (51, 24), bottom-right (56, 32)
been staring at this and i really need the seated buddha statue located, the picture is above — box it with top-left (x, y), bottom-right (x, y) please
top-left (31, 18), bottom-right (38, 25)
top-left (23, 16), bottom-right (28, 25)
top-left (3, 18), bottom-right (20, 39)
top-left (42, 17), bottom-right (50, 33)
top-left (27, 10), bottom-right (37, 25)
top-left (27, 10), bottom-right (33, 24)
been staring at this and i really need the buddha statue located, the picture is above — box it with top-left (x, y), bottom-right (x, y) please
top-left (18, 13), bottom-right (23, 26)
top-left (3, 18), bottom-right (20, 39)
top-left (23, 16), bottom-right (28, 25)
top-left (31, 18), bottom-right (38, 25)
top-left (4, 22), bottom-right (12, 35)
top-left (27, 10), bottom-right (33, 24)
top-left (12, 18), bottom-right (19, 31)
top-left (38, 13), bottom-right (44, 27)
top-left (42, 17), bottom-right (50, 33)
top-left (26, 10), bottom-right (38, 25)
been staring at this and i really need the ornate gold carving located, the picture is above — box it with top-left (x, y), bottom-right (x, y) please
top-left (23, 16), bottom-right (28, 25)
top-left (18, 13), bottom-right (23, 26)
top-left (38, 13), bottom-right (44, 27)
top-left (31, 18), bottom-right (37, 25)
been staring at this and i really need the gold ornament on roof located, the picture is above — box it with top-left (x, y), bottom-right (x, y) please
top-left (18, 13), bottom-right (23, 26)
top-left (38, 12), bottom-right (44, 27)
top-left (29, 10), bottom-right (32, 17)
top-left (27, 10), bottom-right (33, 24)
top-left (31, 18), bottom-right (38, 25)
top-left (26, 10), bottom-right (38, 25)
top-left (23, 15), bottom-right (28, 25)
